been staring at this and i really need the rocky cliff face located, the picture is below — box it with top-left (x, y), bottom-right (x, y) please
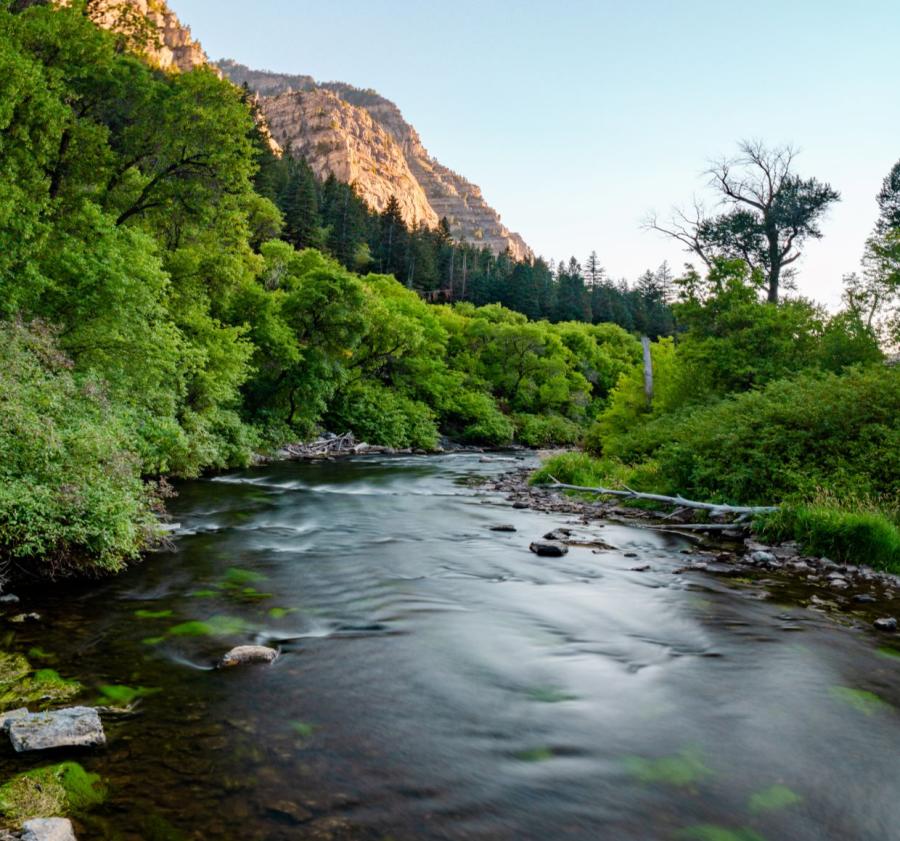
top-left (85, 0), bottom-right (208, 72)
top-left (218, 61), bottom-right (533, 261)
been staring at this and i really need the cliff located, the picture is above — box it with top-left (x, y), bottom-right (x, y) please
top-left (218, 61), bottom-right (533, 260)
top-left (84, 0), bottom-right (209, 72)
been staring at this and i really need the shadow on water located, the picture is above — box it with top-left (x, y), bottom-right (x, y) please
top-left (2, 454), bottom-right (899, 840)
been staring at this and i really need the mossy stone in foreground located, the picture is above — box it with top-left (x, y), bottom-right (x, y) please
top-left (0, 654), bottom-right (82, 712)
top-left (0, 762), bottom-right (106, 822)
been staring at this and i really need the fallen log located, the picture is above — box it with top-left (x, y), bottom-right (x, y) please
top-left (542, 477), bottom-right (778, 516)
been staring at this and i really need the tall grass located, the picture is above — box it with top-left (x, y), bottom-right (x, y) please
top-left (757, 492), bottom-right (900, 573)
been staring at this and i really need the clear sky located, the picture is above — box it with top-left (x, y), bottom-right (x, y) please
top-left (172, 0), bottom-right (900, 308)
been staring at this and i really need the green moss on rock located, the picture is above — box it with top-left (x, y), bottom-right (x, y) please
top-left (0, 762), bottom-right (106, 822)
top-left (0, 654), bottom-right (81, 711)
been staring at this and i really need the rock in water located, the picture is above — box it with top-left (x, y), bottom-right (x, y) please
top-left (543, 528), bottom-right (572, 541)
top-left (874, 617), bottom-right (898, 632)
top-left (218, 645), bottom-right (279, 668)
top-left (0, 708), bottom-right (28, 732)
top-left (21, 818), bottom-right (77, 841)
top-left (8, 707), bottom-right (105, 753)
top-left (529, 540), bottom-right (568, 557)
top-left (489, 524), bottom-right (517, 532)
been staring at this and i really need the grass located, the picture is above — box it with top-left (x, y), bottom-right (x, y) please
top-left (757, 493), bottom-right (900, 572)
top-left (0, 762), bottom-right (105, 821)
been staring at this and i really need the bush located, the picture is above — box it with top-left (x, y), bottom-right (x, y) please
top-left (325, 381), bottom-right (439, 450)
top-left (589, 365), bottom-right (899, 505)
top-left (514, 413), bottom-right (583, 447)
top-left (0, 322), bottom-right (160, 577)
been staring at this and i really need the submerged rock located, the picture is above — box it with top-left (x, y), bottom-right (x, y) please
top-left (874, 617), bottom-right (898, 633)
top-left (489, 524), bottom-right (517, 532)
top-left (218, 645), bottom-right (279, 668)
top-left (21, 818), bottom-right (77, 841)
top-left (8, 707), bottom-right (105, 753)
top-left (529, 540), bottom-right (568, 557)
top-left (543, 528), bottom-right (572, 541)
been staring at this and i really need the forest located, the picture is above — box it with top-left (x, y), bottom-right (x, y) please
top-left (0, 0), bottom-right (898, 578)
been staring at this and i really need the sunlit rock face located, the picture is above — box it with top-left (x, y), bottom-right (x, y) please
top-left (218, 61), bottom-right (534, 259)
top-left (82, 0), bottom-right (210, 73)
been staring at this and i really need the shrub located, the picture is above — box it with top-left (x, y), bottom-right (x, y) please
top-left (514, 413), bottom-right (583, 447)
top-left (0, 322), bottom-right (160, 578)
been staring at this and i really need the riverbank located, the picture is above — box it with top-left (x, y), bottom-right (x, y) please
top-left (487, 462), bottom-right (900, 636)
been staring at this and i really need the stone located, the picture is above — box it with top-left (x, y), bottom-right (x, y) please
top-left (543, 528), bottom-right (572, 541)
top-left (21, 818), bottom-right (77, 841)
top-left (853, 594), bottom-right (877, 604)
top-left (9, 613), bottom-right (40, 623)
top-left (489, 524), bottom-right (517, 532)
top-left (529, 540), bottom-right (568, 557)
top-left (512, 502), bottom-right (529, 510)
top-left (0, 593), bottom-right (20, 604)
top-left (874, 617), bottom-right (898, 633)
top-left (0, 707), bottom-right (28, 732)
top-left (218, 645), bottom-right (279, 668)
top-left (750, 551), bottom-right (777, 565)
top-left (8, 707), bottom-right (105, 753)
top-left (630, 565), bottom-right (651, 572)
top-left (624, 552), bottom-right (639, 558)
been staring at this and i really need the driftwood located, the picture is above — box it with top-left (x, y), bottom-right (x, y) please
top-left (278, 432), bottom-right (390, 460)
top-left (543, 477), bottom-right (778, 515)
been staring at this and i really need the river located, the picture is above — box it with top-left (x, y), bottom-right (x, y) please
top-left (2, 453), bottom-right (899, 840)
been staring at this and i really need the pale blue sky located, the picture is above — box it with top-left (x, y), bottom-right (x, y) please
top-left (172, 0), bottom-right (900, 307)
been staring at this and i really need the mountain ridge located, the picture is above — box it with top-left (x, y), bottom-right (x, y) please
top-left (217, 59), bottom-right (533, 261)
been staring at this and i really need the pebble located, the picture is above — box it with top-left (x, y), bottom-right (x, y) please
top-left (750, 551), bottom-right (777, 564)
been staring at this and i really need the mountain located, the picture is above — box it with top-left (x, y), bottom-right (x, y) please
top-left (73, 1), bottom-right (533, 260)
top-left (217, 60), bottom-right (534, 261)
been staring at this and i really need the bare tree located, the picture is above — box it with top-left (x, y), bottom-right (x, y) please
top-left (647, 141), bottom-right (840, 303)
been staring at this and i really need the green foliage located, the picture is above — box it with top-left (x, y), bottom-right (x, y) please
top-left (0, 321), bottom-right (161, 576)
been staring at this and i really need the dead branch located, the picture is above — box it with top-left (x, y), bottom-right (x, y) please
top-left (543, 476), bottom-right (778, 515)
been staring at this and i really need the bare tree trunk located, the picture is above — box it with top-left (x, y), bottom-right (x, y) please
top-left (541, 477), bottom-right (778, 515)
top-left (641, 336), bottom-right (653, 408)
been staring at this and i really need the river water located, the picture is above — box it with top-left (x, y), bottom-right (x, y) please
top-left (3, 454), bottom-right (900, 840)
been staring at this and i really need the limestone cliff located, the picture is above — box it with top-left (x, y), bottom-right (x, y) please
top-left (218, 61), bottom-right (533, 260)
top-left (84, 0), bottom-right (208, 72)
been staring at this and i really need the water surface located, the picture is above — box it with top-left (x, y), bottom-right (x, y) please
top-left (3, 454), bottom-right (899, 840)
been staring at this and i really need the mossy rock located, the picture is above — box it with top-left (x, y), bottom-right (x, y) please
top-left (0, 762), bottom-right (106, 822)
top-left (0, 653), bottom-right (81, 712)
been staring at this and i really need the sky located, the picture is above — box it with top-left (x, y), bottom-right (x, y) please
top-left (172, 0), bottom-right (900, 308)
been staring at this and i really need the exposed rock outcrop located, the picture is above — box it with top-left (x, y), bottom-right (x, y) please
top-left (218, 61), bottom-right (533, 260)
top-left (85, 0), bottom-right (209, 73)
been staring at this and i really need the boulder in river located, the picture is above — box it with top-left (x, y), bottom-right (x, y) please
top-left (8, 707), bottom-right (105, 753)
top-left (21, 818), bottom-right (77, 841)
top-left (543, 528), bottom-right (572, 541)
top-left (490, 524), bottom-right (517, 532)
top-left (529, 540), bottom-right (568, 557)
top-left (0, 707), bottom-right (28, 732)
top-left (750, 551), bottom-right (777, 565)
top-left (874, 617), bottom-right (898, 633)
top-left (218, 645), bottom-right (279, 668)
